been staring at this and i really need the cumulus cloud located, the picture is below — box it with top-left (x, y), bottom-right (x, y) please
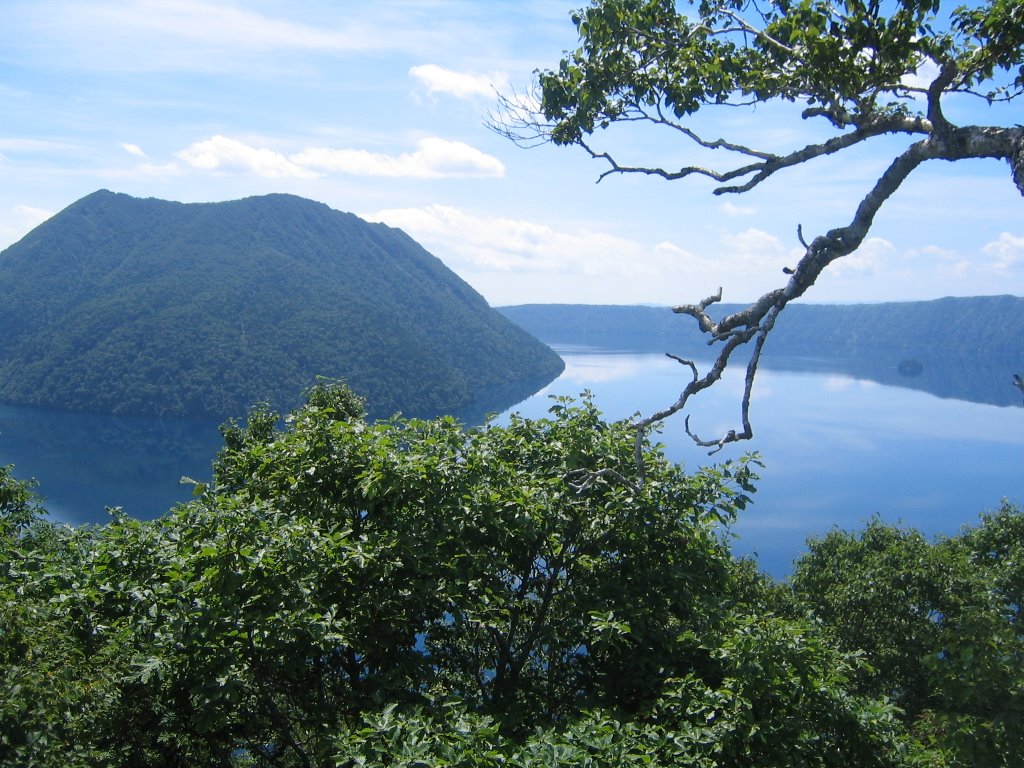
top-left (122, 142), bottom-right (147, 157)
top-left (292, 137), bottom-right (504, 179)
top-left (982, 232), bottom-right (1024, 270)
top-left (175, 135), bottom-right (503, 179)
top-left (410, 64), bottom-right (507, 99)
top-left (177, 135), bottom-right (318, 178)
top-left (718, 228), bottom-right (791, 271)
top-left (369, 204), bottom-right (650, 275)
top-left (364, 208), bottom-right (831, 305)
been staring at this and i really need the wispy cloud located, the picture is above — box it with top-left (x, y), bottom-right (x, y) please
top-left (0, 204), bottom-right (55, 248)
top-left (293, 137), bottom-right (504, 179)
top-left (51, 0), bottom-right (375, 55)
top-left (410, 64), bottom-right (508, 99)
top-left (175, 135), bottom-right (504, 179)
top-left (720, 201), bottom-right (757, 216)
top-left (901, 56), bottom-right (941, 94)
top-left (0, 138), bottom-right (80, 154)
top-left (12, 0), bottom-right (505, 73)
top-left (122, 143), bottom-right (147, 157)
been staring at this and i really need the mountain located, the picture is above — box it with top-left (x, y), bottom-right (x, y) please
top-left (499, 298), bottom-right (1024, 357)
top-left (0, 191), bottom-right (564, 420)
top-left (499, 299), bottom-right (1024, 406)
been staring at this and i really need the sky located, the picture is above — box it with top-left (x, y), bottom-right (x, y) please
top-left (1, 0), bottom-right (1022, 308)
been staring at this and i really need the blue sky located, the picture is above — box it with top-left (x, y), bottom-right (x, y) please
top-left (1, 0), bottom-right (1021, 307)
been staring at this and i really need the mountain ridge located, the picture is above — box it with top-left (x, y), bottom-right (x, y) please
top-left (0, 190), bottom-right (564, 419)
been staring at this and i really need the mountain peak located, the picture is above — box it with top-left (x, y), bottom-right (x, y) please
top-left (0, 191), bottom-right (563, 420)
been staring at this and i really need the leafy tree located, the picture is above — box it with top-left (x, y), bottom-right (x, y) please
top-left (790, 507), bottom-right (1024, 766)
top-left (0, 382), bottom-right (930, 766)
top-left (496, 0), bottom-right (1024, 450)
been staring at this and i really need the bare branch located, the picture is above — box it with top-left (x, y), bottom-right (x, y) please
top-left (579, 110), bottom-right (933, 194)
top-left (566, 467), bottom-right (641, 495)
top-left (627, 123), bottom-right (1024, 473)
top-left (714, 8), bottom-right (795, 54)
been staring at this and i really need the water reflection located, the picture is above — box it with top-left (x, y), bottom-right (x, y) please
top-left (0, 404), bottom-right (223, 525)
top-left (496, 347), bottom-right (1024, 577)
top-left (1, 347), bottom-right (1021, 578)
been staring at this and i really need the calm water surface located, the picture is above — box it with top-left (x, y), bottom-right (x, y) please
top-left (498, 346), bottom-right (1024, 576)
top-left (1, 346), bottom-right (1020, 577)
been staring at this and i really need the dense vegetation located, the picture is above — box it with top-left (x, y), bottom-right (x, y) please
top-left (501, 299), bottom-right (1024, 406)
top-left (0, 190), bottom-right (563, 420)
top-left (2, 381), bottom-right (1021, 766)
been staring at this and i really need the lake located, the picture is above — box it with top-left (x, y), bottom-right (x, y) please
top-left (1, 345), bottom-right (1021, 578)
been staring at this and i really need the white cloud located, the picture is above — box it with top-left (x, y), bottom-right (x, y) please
top-left (176, 135), bottom-right (319, 178)
top-left (175, 135), bottom-right (504, 180)
top-left (0, 138), bottom-right (79, 153)
top-left (982, 232), bottom-right (1024, 270)
top-left (122, 143), bottom-right (147, 157)
top-left (16, 0), bottom-right (490, 73)
top-left (13, 204), bottom-right (54, 229)
top-left (719, 227), bottom-right (789, 269)
top-left (82, 0), bottom-right (369, 53)
top-left (720, 201), bottom-right (757, 216)
top-left (410, 64), bottom-right (507, 99)
top-left (134, 161), bottom-right (184, 177)
top-left (901, 56), bottom-right (941, 94)
top-left (0, 204), bottom-right (55, 249)
top-left (365, 205), bottom-right (797, 305)
top-left (369, 204), bottom-right (648, 275)
top-left (825, 236), bottom-right (896, 275)
top-left (292, 137), bottom-right (504, 179)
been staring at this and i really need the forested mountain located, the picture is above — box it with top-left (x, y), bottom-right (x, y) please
top-left (0, 191), bottom-right (563, 419)
top-left (500, 298), bottom-right (1024, 405)
top-left (500, 297), bottom-right (1024, 357)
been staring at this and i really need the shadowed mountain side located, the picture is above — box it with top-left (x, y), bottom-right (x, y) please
top-left (0, 191), bottom-right (564, 420)
top-left (499, 299), bottom-right (1024, 407)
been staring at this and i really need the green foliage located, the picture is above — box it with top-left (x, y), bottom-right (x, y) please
top-left (539, 0), bottom-right (1023, 145)
top-left (790, 507), bottom-right (1024, 766)
top-left (0, 190), bottom-right (564, 420)
top-left (2, 381), bottom-right (1020, 765)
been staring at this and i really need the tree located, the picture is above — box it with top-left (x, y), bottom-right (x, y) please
top-left (790, 507), bottom-right (1024, 765)
top-left (495, 0), bottom-right (1024, 452)
top-left (2, 382), bottom-right (929, 766)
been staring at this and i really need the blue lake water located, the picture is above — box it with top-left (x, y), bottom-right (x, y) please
top-left (1, 345), bottom-right (1021, 578)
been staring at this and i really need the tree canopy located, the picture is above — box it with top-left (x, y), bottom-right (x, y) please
top-left (2, 381), bottom-right (1022, 765)
top-left (495, 0), bottom-right (1024, 451)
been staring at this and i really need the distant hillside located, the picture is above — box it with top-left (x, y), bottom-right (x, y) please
top-left (0, 191), bottom-right (564, 420)
top-left (500, 298), bottom-right (1024, 406)
top-left (499, 298), bottom-right (1024, 358)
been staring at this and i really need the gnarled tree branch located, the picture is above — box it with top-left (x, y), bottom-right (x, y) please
top-left (631, 121), bottom-right (1024, 464)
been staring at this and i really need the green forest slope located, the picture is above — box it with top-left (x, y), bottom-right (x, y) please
top-left (501, 298), bottom-right (1024, 406)
top-left (499, 297), bottom-right (1024, 357)
top-left (0, 191), bottom-right (564, 419)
